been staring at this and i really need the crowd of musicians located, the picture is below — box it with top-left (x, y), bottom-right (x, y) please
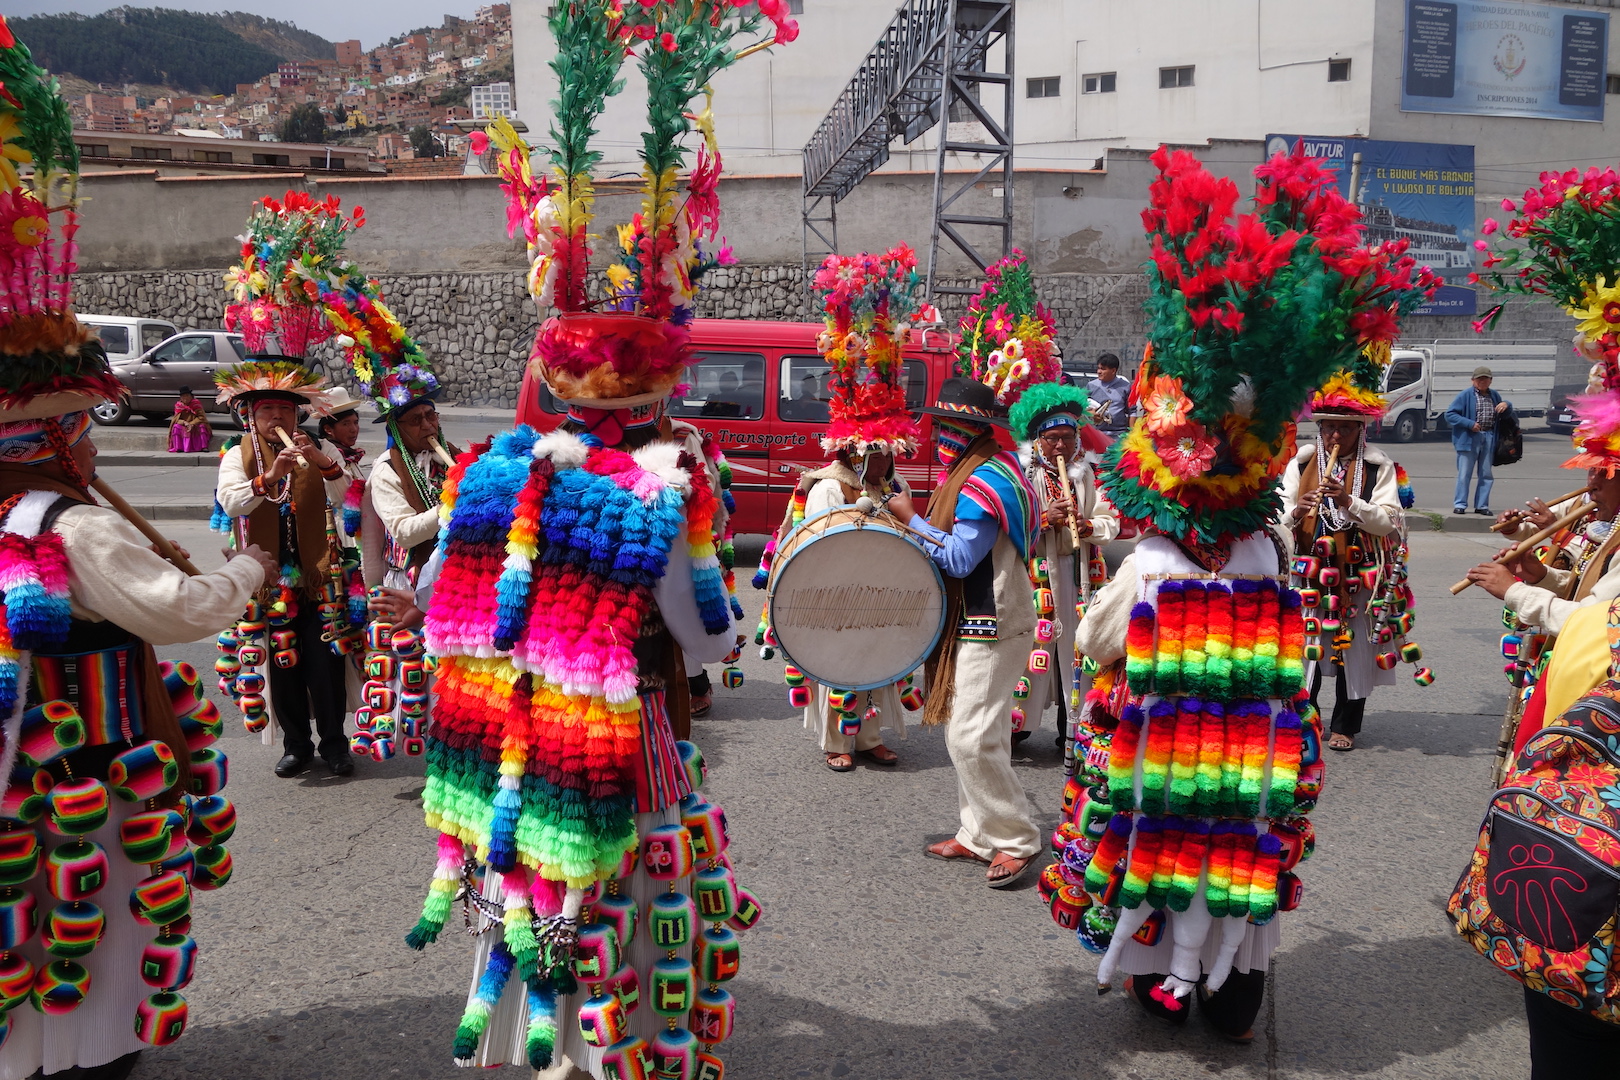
top-left (10, 10), bottom-right (1620, 1077)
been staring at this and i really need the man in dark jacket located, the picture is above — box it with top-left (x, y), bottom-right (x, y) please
top-left (1445, 366), bottom-right (1508, 515)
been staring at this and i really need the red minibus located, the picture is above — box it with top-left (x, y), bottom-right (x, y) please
top-left (515, 318), bottom-right (964, 535)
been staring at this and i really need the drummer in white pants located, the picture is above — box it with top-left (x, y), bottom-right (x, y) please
top-left (1011, 384), bottom-right (1119, 746)
top-left (890, 377), bottom-right (1043, 889)
top-left (800, 450), bottom-right (911, 771)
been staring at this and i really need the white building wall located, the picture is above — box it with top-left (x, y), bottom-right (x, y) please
top-left (512, 0), bottom-right (1381, 176)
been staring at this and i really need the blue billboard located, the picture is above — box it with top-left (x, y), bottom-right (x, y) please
top-left (1265, 135), bottom-right (1477, 316)
top-left (1402, 0), bottom-right (1609, 122)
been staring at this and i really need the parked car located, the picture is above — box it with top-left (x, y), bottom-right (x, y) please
top-left (1547, 383), bottom-right (1585, 435)
top-left (93, 330), bottom-right (247, 426)
top-left (516, 319), bottom-right (964, 534)
top-left (77, 314), bottom-right (178, 364)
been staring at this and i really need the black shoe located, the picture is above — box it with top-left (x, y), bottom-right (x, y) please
top-left (1011, 729), bottom-right (1032, 746)
top-left (274, 753), bottom-right (311, 778)
top-left (323, 753), bottom-right (355, 777)
top-left (1452, 507), bottom-right (1468, 515)
top-left (1475, 508), bottom-right (1492, 516)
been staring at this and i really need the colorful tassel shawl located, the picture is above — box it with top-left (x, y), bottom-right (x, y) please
top-left (1069, 571), bottom-right (1323, 924)
top-left (421, 429), bottom-right (690, 890)
top-left (0, 530), bottom-right (72, 720)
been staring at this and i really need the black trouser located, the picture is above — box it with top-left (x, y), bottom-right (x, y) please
top-left (1310, 666), bottom-right (1367, 737)
top-left (267, 601), bottom-right (348, 760)
top-left (688, 669), bottom-right (711, 698)
top-left (1524, 987), bottom-right (1620, 1079)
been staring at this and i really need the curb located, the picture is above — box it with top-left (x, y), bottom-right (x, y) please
top-left (1411, 508), bottom-right (1499, 534)
top-left (126, 504), bottom-right (214, 521)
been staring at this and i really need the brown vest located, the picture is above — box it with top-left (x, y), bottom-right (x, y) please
top-left (239, 435), bottom-right (330, 595)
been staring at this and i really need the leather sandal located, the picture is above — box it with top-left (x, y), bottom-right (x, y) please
top-left (924, 838), bottom-right (988, 863)
top-left (986, 851), bottom-right (1035, 889)
top-left (857, 745), bottom-right (898, 766)
top-left (825, 752), bottom-right (854, 772)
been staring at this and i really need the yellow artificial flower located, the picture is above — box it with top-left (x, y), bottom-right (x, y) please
top-left (11, 214), bottom-right (47, 247)
top-left (0, 114), bottom-right (33, 191)
top-left (1570, 275), bottom-right (1620, 341)
top-left (605, 262), bottom-right (635, 295)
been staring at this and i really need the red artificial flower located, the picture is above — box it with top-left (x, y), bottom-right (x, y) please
top-left (0, 17), bottom-right (15, 50)
top-left (659, 31), bottom-right (677, 51)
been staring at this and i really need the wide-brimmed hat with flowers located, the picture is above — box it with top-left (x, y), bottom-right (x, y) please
top-left (957, 250), bottom-right (1061, 412)
top-left (1101, 146), bottom-right (1437, 546)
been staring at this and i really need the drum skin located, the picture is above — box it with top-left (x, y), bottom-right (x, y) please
top-left (767, 507), bottom-right (945, 690)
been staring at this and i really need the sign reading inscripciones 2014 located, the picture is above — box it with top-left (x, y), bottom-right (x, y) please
top-left (1402, 0), bottom-right (1609, 122)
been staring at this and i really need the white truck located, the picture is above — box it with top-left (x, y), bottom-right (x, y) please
top-left (1375, 339), bottom-right (1557, 443)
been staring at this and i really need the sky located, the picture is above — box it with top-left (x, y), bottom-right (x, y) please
top-left (5, 1), bottom-right (476, 50)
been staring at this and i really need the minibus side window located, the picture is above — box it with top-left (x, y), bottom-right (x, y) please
top-left (670, 352), bottom-right (766, 420)
top-left (779, 356), bottom-right (832, 422)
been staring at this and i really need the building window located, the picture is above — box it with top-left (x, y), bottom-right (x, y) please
top-left (76, 144), bottom-right (109, 158)
top-left (194, 150), bottom-right (233, 163)
top-left (252, 153), bottom-right (292, 167)
top-left (1328, 58), bottom-right (1351, 82)
top-left (1608, 73), bottom-right (1620, 95)
top-left (131, 146), bottom-right (172, 160)
top-left (1026, 76), bottom-right (1061, 98)
top-left (311, 156), bottom-right (346, 169)
top-left (787, 0), bottom-right (804, 11)
top-left (1159, 65), bottom-right (1194, 89)
top-left (1082, 72), bottom-right (1116, 94)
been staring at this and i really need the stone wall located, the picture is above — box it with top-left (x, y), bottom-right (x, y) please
top-left (75, 264), bottom-right (1574, 408)
top-left (74, 265), bottom-right (1157, 407)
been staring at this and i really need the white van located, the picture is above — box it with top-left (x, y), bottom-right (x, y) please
top-left (76, 315), bottom-right (179, 364)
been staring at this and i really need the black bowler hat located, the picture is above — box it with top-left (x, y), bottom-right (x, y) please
top-left (917, 376), bottom-right (1010, 428)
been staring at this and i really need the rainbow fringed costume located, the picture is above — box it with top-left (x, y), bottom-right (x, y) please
top-left (1049, 534), bottom-right (1323, 997)
top-left (410, 427), bottom-right (759, 1074)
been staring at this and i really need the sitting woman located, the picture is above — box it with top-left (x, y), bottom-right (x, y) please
top-left (168, 384), bottom-right (212, 452)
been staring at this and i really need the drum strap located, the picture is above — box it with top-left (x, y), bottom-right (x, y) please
top-left (922, 430), bottom-right (1002, 727)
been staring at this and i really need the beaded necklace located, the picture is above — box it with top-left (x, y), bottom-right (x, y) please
top-left (249, 430), bottom-right (292, 506)
top-left (1315, 436), bottom-right (1365, 533)
top-left (1572, 507), bottom-right (1620, 578)
top-left (390, 420), bottom-right (442, 506)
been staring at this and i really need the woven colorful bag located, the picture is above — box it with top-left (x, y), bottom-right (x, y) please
top-left (1449, 680), bottom-right (1620, 1023)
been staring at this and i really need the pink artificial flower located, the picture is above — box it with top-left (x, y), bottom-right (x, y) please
top-left (1473, 240), bottom-right (1489, 250)
top-left (717, 242), bottom-right (736, 265)
top-left (1501, 198), bottom-right (1516, 212)
top-left (469, 130), bottom-right (489, 156)
top-left (1480, 218), bottom-right (1498, 235)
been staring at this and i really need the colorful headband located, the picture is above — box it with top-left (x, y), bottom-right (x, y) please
top-left (1038, 413), bottom-right (1081, 433)
top-left (0, 411), bottom-right (92, 465)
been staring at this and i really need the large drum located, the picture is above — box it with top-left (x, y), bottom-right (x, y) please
top-left (767, 506), bottom-right (945, 690)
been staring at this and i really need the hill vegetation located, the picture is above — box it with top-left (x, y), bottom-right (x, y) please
top-left (11, 7), bottom-right (334, 95)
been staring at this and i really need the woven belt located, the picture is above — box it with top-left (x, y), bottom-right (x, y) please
top-left (31, 644), bottom-right (144, 746)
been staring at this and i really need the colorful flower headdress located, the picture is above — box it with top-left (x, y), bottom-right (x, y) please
top-left (1103, 146), bottom-right (1438, 546)
top-left (1476, 165), bottom-right (1620, 471)
top-left (213, 359), bottom-right (328, 415)
top-left (481, 0), bottom-right (795, 406)
top-left (1010, 382), bottom-right (1092, 443)
top-left (814, 244), bottom-right (929, 456)
top-left (0, 18), bottom-right (124, 420)
top-left (223, 190), bottom-right (365, 358)
top-left (957, 250), bottom-right (1060, 409)
top-left (317, 264), bottom-right (438, 420)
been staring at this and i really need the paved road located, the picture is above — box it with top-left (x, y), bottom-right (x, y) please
top-left (103, 513), bottom-right (1533, 1080)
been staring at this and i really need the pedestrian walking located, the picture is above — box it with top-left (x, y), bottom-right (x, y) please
top-left (1086, 352), bottom-right (1131, 435)
top-left (166, 385), bottom-right (211, 453)
top-left (1445, 366), bottom-right (1509, 515)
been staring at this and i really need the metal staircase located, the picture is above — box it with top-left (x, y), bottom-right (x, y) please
top-left (800, 0), bottom-right (1014, 298)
